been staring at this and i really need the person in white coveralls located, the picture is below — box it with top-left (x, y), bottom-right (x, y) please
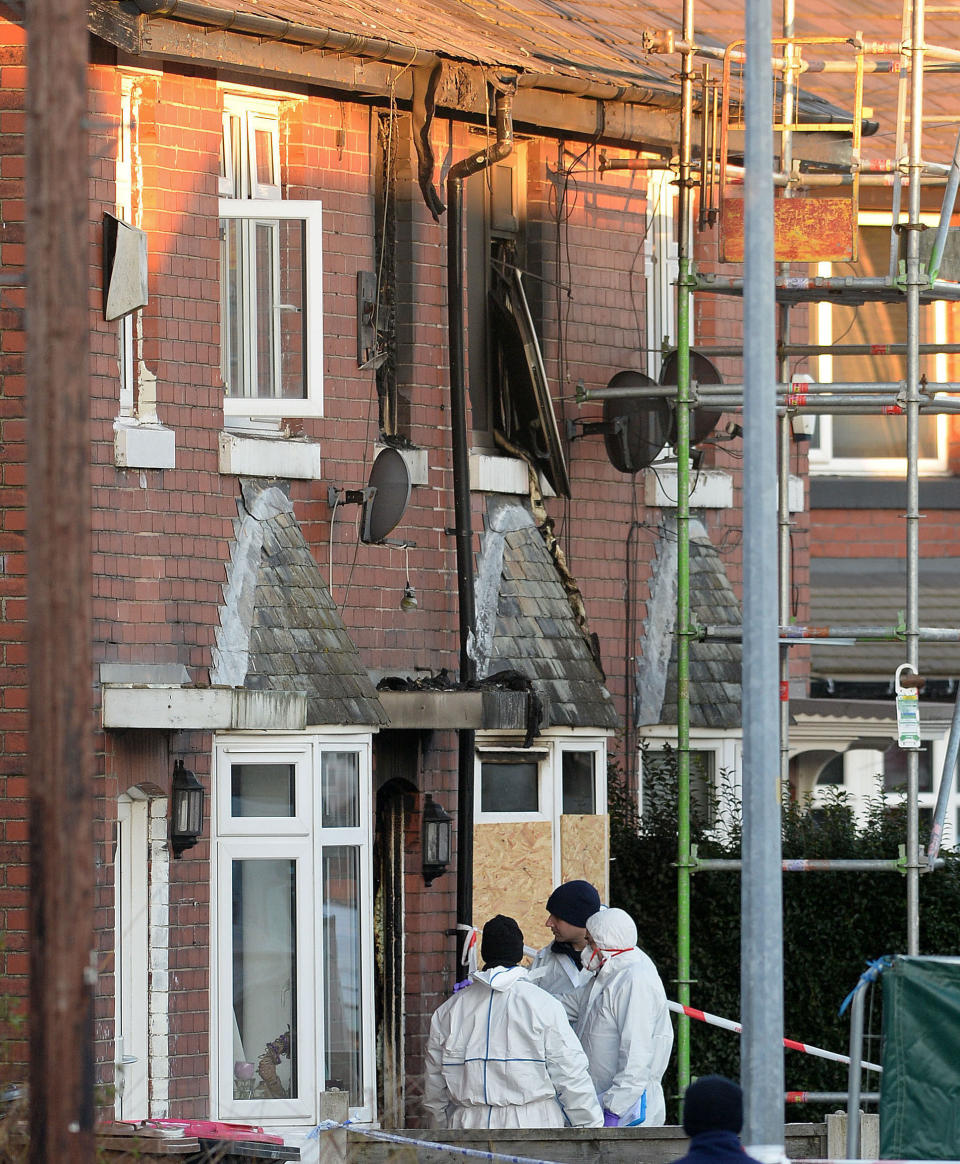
top-left (423, 914), bottom-right (603, 1129)
top-left (528, 879), bottom-right (601, 999)
top-left (570, 906), bottom-right (674, 1128)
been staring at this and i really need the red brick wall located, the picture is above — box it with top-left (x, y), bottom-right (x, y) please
top-left (0, 20), bottom-right (819, 1124)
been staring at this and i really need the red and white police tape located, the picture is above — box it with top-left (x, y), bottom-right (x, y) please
top-left (667, 1001), bottom-right (882, 1073)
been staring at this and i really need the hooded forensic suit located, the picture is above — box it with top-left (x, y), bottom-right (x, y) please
top-left (571, 907), bottom-right (674, 1127)
top-left (423, 963), bottom-right (604, 1129)
top-left (529, 879), bottom-right (601, 1000)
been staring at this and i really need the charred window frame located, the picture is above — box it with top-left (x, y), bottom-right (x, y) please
top-left (465, 145), bottom-right (569, 496)
top-left (372, 111), bottom-right (404, 438)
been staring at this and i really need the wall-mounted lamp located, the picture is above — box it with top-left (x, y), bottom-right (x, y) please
top-left (422, 794), bottom-right (452, 885)
top-left (170, 759), bottom-right (205, 859)
top-left (400, 543), bottom-right (418, 611)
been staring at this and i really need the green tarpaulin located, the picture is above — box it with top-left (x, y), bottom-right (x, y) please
top-left (881, 955), bottom-right (960, 1159)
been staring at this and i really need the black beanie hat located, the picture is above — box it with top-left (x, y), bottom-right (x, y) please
top-left (545, 880), bottom-right (601, 928)
top-left (480, 915), bottom-right (524, 968)
top-left (683, 1075), bottom-right (744, 1137)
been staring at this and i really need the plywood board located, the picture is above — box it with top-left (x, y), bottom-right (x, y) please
top-left (560, 813), bottom-right (609, 904)
top-left (473, 821), bottom-right (555, 956)
top-left (720, 196), bottom-right (856, 263)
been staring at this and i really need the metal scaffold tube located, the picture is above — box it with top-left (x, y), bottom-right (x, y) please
top-left (675, 0), bottom-right (696, 1103)
top-left (742, 0), bottom-right (785, 1148)
top-left (701, 623), bottom-right (960, 642)
top-left (779, 0), bottom-right (798, 812)
top-left (696, 343), bottom-right (960, 356)
top-left (904, 0), bottom-right (925, 958)
top-left (696, 856), bottom-right (943, 871)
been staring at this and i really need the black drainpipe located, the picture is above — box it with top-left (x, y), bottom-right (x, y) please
top-left (446, 85), bottom-right (514, 978)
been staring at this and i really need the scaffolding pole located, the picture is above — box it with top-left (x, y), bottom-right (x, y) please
top-left (742, 0), bottom-right (784, 1147)
top-left (904, 0), bottom-right (925, 957)
top-left (702, 624), bottom-right (960, 642)
top-left (675, 0), bottom-right (696, 1102)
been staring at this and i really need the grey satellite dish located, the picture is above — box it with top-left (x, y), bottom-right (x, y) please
top-left (659, 349), bottom-right (724, 446)
top-left (361, 447), bottom-right (411, 544)
top-left (602, 371), bottom-right (671, 473)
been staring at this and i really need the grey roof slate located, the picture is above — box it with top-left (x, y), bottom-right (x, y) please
top-left (474, 498), bottom-right (618, 731)
top-left (809, 557), bottom-right (960, 680)
top-left (639, 516), bottom-right (742, 729)
top-left (213, 479), bottom-right (387, 727)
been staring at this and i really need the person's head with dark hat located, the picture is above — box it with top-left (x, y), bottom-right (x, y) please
top-left (682, 1074), bottom-right (744, 1138)
top-left (544, 880), bottom-right (601, 954)
top-left (480, 915), bottom-right (524, 969)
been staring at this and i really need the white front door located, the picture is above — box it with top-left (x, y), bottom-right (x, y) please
top-left (116, 795), bottom-right (150, 1119)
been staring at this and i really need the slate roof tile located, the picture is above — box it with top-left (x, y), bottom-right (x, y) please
top-left (661, 532), bottom-right (743, 729)
top-left (482, 518), bottom-right (619, 730)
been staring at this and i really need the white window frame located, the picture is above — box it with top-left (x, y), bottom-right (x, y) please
top-left (475, 734), bottom-right (609, 883)
top-left (117, 79), bottom-right (136, 417)
top-left (211, 734), bottom-right (375, 1125)
top-left (218, 93), bottom-right (323, 420)
top-left (638, 730), bottom-right (742, 838)
top-left (644, 167), bottom-right (680, 383)
top-left (220, 96), bottom-right (282, 201)
top-left (474, 745), bottom-right (551, 824)
top-left (556, 738), bottom-right (607, 817)
top-left (219, 200), bottom-right (324, 418)
top-left (813, 732), bottom-right (960, 844)
top-left (810, 212), bottom-right (950, 476)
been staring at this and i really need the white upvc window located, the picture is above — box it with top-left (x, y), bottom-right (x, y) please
top-left (809, 214), bottom-right (950, 476)
top-left (638, 731), bottom-right (742, 837)
top-left (212, 734), bottom-right (375, 1125)
top-left (117, 79), bottom-right (136, 416)
top-left (644, 166), bottom-right (680, 383)
top-left (814, 734), bottom-right (960, 843)
top-left (474, 734), bottom-right (608, 881)
top-left (219, 95), bottom-right (323, 419)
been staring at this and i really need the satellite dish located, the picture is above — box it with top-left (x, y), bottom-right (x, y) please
top-left (361, 446), bottom-right (411, 544)
top-left (602, 371), bottom-right (671, 473)
top-left (659, 349), bottom-right (724, 446)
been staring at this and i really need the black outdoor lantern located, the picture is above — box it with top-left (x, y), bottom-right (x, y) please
top-left (422, 794), bottom-right (452, 885)
top-left (170, 759), bottom-right (205, 859)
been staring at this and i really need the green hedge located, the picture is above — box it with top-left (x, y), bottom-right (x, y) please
top-left (608, 752), bottom-right (960, 1121)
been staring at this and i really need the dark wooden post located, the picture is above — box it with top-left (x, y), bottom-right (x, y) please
top-left (25, 0), bottom-right (95, 1158)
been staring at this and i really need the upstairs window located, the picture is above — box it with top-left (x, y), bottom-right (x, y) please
top-left (219, 95), bottom-right (323, 419)
top-left (809, 219), bottom-right (949, 475)
top-left (465, 144), bottom-right (569, 496)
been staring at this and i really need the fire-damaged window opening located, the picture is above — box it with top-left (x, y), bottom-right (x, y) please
top-left (467, 144), bottom-right (570, 497)
top-left (372, 110), bottom-right (405, 439)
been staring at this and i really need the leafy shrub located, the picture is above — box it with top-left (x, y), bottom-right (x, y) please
top-left (608, 751), bottom-right (960, 1121)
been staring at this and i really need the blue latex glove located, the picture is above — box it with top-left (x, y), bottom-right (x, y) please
top-left (603, 1109), bottom-right (619, 1127)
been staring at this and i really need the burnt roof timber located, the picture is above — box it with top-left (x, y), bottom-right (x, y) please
top-left (89, 0), bottom-right (854, 163)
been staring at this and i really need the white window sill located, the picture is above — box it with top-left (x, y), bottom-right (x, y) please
top-left (114, 418), bottom-right (176, 470)
top-left (469, 453), bottom-right (555, 497)
top-left (644, 467), bottom-right (732, 509)
top-left (644, 467), bottom-right (804, 512)
top-left (219, 431), bottom-right (322, 479)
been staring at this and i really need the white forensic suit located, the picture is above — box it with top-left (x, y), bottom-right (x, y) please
top-left (572, 908), bottom-right (674, 1127)
top-left (423, 964), bottom-right (604, 1129)
top-left (529, 942), bottom-right (586, 999)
